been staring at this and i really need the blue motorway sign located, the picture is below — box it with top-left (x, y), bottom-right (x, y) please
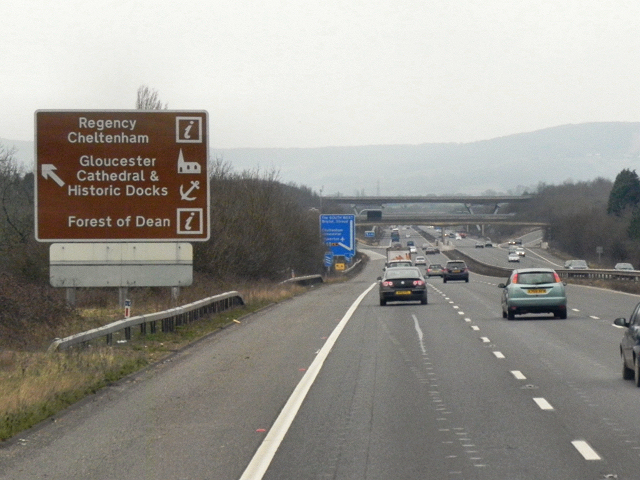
top-left (320, 214), bottom-right (356, 260)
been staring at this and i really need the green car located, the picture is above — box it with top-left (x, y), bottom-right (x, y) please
top-left (498, 268), bottom-right (567, 320)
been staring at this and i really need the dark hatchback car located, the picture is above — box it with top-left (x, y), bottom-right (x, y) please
top-left (426, 263), bottom-right (444, 277)
top-left (613, 302), bottom-right (640, 386)
top-left (378, 267), bottom-right (427, 306)
top-left (443, 260), bottom-right (469, 283)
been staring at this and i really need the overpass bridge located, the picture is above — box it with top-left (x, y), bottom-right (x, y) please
top-left (323, 195), bottom-right (533, 205)
top-left (322, 195), bottom-right (544, 231)
top-left (353, 214), bottom-right (547, 228)
top-left (322, 194), bottom-right (532, 215)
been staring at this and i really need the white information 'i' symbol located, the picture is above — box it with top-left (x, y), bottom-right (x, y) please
top-left (184, 212), bottom-right (196, 231)
top-left (183, 121), bottom-right (195, 140)
top-left (176, 116), bottom-right (202, 144)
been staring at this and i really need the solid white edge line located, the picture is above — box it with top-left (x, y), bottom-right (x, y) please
top-left (571, 440), bottom-right (601, 460)
top-left (239, 282), bottom-right (378, 480)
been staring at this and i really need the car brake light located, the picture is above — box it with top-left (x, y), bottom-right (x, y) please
top-left (383, 281), bottom-right (393, 287)
top-left (413, 280), bottom-right (425, 286)
top-left (553, 272), bottom-right (561, 283)
top-left (512, 273), bottom-right (519, 284)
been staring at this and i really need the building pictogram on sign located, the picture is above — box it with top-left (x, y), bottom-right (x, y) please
top-left (177, 148), bottom-right (201, 174)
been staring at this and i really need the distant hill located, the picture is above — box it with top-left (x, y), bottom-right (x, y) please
top-left (4, 122), bottom-right (639, 195)
top-left (212, 122), bottom-right (640, 195)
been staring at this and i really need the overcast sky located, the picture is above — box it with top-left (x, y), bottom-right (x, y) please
top-left (2, 0), bottom-right (639, 148)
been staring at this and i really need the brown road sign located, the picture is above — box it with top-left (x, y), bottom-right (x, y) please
top-left (35, 110), bottom-right (210, 241)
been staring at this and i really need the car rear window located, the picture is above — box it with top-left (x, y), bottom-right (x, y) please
top-left (447, 262), bottom-right (466, 268)
top-left (385, 269), bottom-right (421, 279)
top-left (567, 260), bottom-right (588, 268)
top-left (517, 272), bottom-right (557, 284)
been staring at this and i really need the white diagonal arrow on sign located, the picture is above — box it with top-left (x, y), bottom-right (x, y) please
top-left (337, 219), bottom-right (355, 252)
top-left (42, 164), bottom-right (65, 187)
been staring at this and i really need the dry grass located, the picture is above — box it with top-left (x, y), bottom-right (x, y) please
top-left (0, 348), bottom-right (148, 440)
top-left (0, 280), bottom-right (310, 441)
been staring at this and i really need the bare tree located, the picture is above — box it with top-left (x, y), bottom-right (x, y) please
top-left (0, 145), bottom-right (31, 245)
top-left (136, 85), bottom-right (168, 110)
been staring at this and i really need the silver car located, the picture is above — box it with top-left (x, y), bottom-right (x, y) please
top-left (498, 268), bottom-right (567, 320)
top-left (508, 252), bottom-right (520, 262)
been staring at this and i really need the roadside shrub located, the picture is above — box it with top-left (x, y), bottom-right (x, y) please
top-left (0, 273), bottom-right (78, 349)
top-left (194, 164), bottom-right (325, 281)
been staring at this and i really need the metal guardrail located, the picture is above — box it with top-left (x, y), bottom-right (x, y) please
top-left (279, 260), bottom-right (363, 286)
top-left (48, 291), bottom-right (245, 352)
top-left (444, 248), bottom-right (640, 282)
top-left (280, 274), bottom-right (324, 286)
top-left (342, 258), bottom-right (363, 274)
top-left (442, 249), bottom-right (512, 278)
top-left (556, 269), bottom-right (640, 281)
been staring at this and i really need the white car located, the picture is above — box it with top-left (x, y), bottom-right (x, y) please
top-left (615, 263), bottom-right (634, 271)
top-left (516, 247), bottom-right (526, 257)
top-left (565, 259), bottom-right (588, 269)
top-left (508, 252), bottom-right (520, 262)
top-left (414, 256), bottom-right (426, 265)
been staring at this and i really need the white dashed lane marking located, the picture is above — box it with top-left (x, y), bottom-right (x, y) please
top-left (533, 397), bottom-right (554, 410)
top-left (435, 282), bottom-right (607, 466)
top-left (571, 440), bottom-right (601, 461)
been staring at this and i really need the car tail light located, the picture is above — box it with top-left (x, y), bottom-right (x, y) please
top-left (512, 273), bottom-right (519, 284)
top-left (413, 280), bottom-right (425, 286)
top-left (383, 281), bottom-right (394, 287)
top-left (553, 272), bottom-right (561, 283)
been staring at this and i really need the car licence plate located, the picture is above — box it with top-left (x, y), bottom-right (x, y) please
top-left (527, 288), bottom-right (547, 294)
top-left (396, 290), bottom-right (412, 295)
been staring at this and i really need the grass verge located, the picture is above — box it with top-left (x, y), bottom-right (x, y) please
top-left (0, 281), bottom-right (309, 441)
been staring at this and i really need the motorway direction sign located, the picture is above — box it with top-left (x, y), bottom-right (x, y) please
top-left (35, 110), bottom-right (210, 242)
top-left (320, 214), bottom-right (356, 259)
